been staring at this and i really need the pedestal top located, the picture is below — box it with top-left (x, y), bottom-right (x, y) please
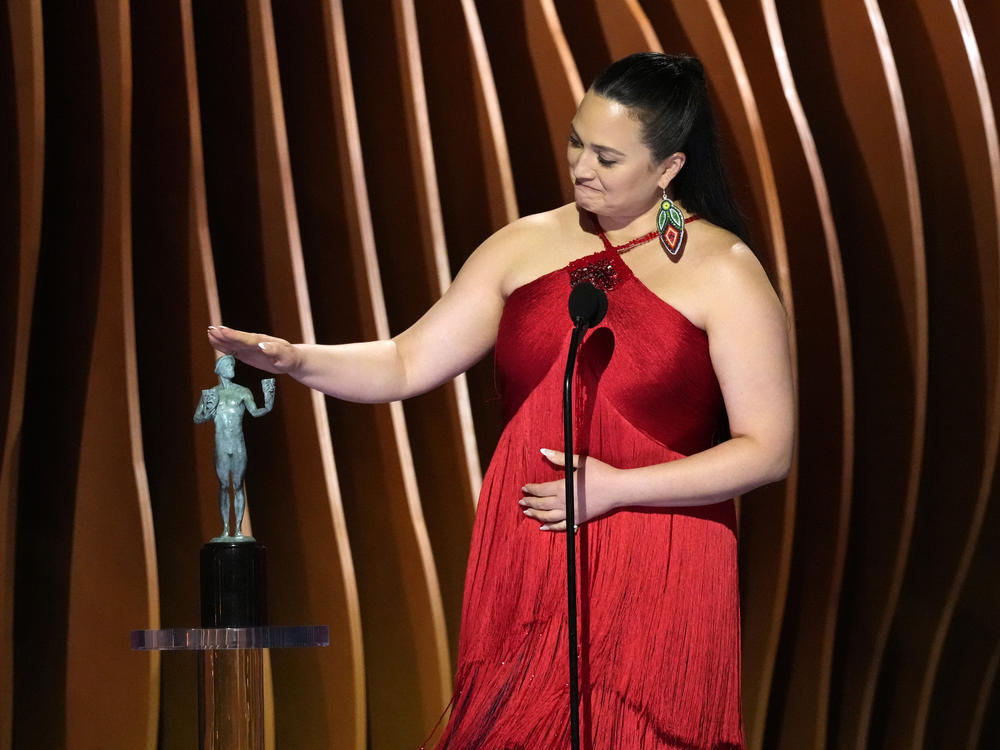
top-left (131, 625), bottom-right (329, 651)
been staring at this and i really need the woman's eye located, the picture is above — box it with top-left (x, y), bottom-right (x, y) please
top-left (568, 135), bottom-right (582, 147)
top-left (597, 155), bottom-right (617, 167)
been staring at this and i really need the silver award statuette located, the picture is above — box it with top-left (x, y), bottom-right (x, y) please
top-left (194, 354), bottom-right (276, 541)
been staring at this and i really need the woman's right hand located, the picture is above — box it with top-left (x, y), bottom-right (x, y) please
top-left (207, 325), bottom-right (301, 375)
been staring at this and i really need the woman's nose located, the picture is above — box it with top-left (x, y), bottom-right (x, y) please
top-left (572, 151), bottom-right (596, 179)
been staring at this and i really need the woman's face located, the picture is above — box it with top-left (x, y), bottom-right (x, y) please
top-left (567, 92), bottom-right (675, 220)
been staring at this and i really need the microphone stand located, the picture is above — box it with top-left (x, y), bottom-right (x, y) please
top-left (563, 319), bottom-right (587, 750)
top-left (561, 281), bottom-right (606, 750)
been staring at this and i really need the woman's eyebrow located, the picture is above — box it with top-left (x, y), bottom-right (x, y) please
top-left (569, 124), bottom-right (627, 157)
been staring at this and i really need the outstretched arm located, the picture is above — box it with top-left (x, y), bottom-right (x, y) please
top-left (207, 225), bottom-right (520, 404)
top-left (521, 244), bottom-right (795, 529)
top-left (245, 379), bottom-right (275, 417)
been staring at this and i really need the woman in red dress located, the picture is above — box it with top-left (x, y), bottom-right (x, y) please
top-left (211, 53), bottom-right (794, 749)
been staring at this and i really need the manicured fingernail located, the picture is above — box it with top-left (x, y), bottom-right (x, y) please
top-left (540, 525), bottom-right (550, 531)
top-left (540, 448), bottom-right (555, 457)
top-left (208, 325), bottom-right (216, 330)
top-left (258, 342), bottom-right (269, 351)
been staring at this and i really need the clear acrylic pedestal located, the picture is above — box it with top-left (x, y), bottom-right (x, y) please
top-left (132, 626), bottom-right (329, 749)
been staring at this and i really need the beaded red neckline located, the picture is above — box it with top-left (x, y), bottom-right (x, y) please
top-left (598, 215), bottom-right (701, 255)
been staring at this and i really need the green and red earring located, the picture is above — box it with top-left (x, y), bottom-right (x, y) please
top-left (657, 189), bottom-right (686, 256)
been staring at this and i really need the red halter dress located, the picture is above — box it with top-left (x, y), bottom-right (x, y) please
top-left (434, 237), bottom-right (744, 749)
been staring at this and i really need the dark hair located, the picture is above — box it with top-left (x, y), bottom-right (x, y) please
top-left (591, 53), bottom-right (749, 244)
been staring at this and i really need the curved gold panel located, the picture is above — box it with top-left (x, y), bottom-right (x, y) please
top-left (552, 0), bottom-right (658, 85)
top-left (594, 0), bottom-right (660, 60)
top-left (12, 3), bottom-right (103, 743)
top-left (474, 0), bottom-right (581, 215)
top-left (0, 0), bottom-right (16, 465)
top-left (717, 1), bottom-right (854, 747)
top-left (967, 0), bottom-right (1000, 125)
top-left (875, 2), bottom-right (1000, 748)
top-left (250, 2), bottom-right (372, 747)
top-left (330, 0), bottom-right (483, 698)
top-left (0, 3), bottom-right (42, 749)
top-left (416, 0), bottom-right (517, 478)
top-left (928, 485), bottom-right (1000, 748)
top-left (551, 0), bottom-right (612, 85)
top-left (329, 0), bottom-right (469, 743)
top-left (64, 3), bottom-right (159, 747)
top-left (130, 0), bottom-right (244, 746)
top-left (968, 638), bottom-right (1000, 748)
top-left (523, 0), bottom-right (584, 206)
top-left (382, 2), bottom-right (484, 607)
top-left (775, 2), bottom-right (929, 748)
top-left (922, 4), bottom-right (1000, 750)
top-left (272, 0), bottom-right (454, 745)
top-left (413, 0), bottom-right (521, 659)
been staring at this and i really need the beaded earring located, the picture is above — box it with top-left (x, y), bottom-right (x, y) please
top-left (657, 189), bottom-right (686, 256)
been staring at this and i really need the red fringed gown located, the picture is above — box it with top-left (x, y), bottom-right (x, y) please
top-left (435, 245), bottom-right (744, 749)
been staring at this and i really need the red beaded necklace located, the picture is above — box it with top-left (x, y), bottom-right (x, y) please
top-left (597, 214), bottom-right (701, 255)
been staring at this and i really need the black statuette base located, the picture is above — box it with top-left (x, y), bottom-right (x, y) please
top-left (200, 541), bottom-right (268, 628)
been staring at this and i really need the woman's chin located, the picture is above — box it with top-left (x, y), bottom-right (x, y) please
top-left (573, 186), bottom-right (601, 210)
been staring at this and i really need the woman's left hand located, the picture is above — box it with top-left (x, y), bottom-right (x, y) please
top-left (519, 449), bottom-right (622, 531)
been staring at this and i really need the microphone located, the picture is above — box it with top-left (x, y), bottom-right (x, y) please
top-left (568, 282), bottom-right (608, 329)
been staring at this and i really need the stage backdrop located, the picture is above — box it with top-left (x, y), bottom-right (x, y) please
top-left (2, 1), bottom-right (999, 748)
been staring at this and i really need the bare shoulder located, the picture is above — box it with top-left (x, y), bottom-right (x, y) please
top-left (462, 204), bottom-right (586, 295)
top-left (474, 203), bottom-right (577, 255)
top-left (688, 225), bottom-right (784, 331)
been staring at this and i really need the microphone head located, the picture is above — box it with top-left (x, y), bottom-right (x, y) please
top-left (568, 282), bottom-right (608, 328)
